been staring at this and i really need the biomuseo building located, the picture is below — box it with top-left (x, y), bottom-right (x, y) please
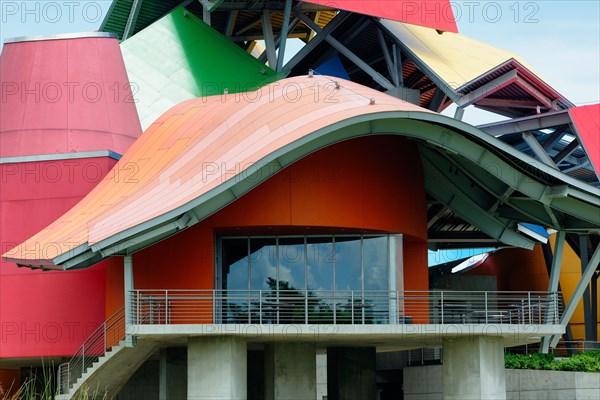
top-left (1, 1), bottom-right (599, 399)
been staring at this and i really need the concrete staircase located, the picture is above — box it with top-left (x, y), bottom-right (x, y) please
top-left (56, 338), bottom-right (158, 400)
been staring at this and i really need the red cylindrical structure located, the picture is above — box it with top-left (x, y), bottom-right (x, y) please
top-left (0, 33), bottom-right (142, 359)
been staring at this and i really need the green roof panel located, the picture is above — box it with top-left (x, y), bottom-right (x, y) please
top-left (121, 7), bottom-right (283, 129)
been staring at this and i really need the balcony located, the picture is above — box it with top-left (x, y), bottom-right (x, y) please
top-left (129, 289), bottom-right (563, 326)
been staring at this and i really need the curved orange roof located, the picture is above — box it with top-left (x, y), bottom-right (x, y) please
top-left (4, 76), bottom-right (599, 269)
top-left (3, 76), bottom-right (426, 265)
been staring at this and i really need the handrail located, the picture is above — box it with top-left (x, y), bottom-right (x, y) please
top-left (57, 307), bottom-right (126, 395)
top-left (129, 290), bottom-right (563, 326)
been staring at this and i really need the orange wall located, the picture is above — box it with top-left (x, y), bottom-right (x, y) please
top-left (203, 135), bottom-right (427, 239)
top-left (468, 237), bottom-right (599, 341)
top-left (108, 136), bottom-right (429, 312)
top-left (466, 246), bottom-right (549, 291)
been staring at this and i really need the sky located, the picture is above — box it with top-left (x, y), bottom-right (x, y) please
top-left (1, 1), bottom-right (598, 114)
top-left (1, 0), bottom-right (599, 265)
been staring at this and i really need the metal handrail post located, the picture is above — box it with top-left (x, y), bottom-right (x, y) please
top-left (440, 291), bottom-right (444, 324)
top-left (305, 290), bottom-right (309, 324)
top-left (528, 292), bottom-right (532, 324)
top-left (485, 292), bottom-right (488, 324)
top-left (259, 290), bottom-right (263, 324)
top-left (165, 290), bottom-right (169, 324)
top-left (351, 291), bottom-right (354, 324)
top-left (103, 321), bottom-right (107, 351)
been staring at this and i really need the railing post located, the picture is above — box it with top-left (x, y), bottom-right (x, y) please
top-left (485, 291), bottom-right (488, 324)
top-left (165, 290), bottom-right (169, 324)
top-left (259, 290), bottom-right (263, 324)
top-left (305, 290), bottom-right (308, 324)
top-left (528, 292), bottom-right (532, 324)
top-left (213, 289), bottom-right (216, 324)
top-left (440, 291), bottom-right (444, 324)
top-left (103, 321), bottom-right (107, 351)
top-left (351, 291), bottom-right (354, 324)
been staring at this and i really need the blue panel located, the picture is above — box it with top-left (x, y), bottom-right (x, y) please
top-left (315, 55), bottom-right (350, 80)
top-left (521, 223), bottom-right (550, 238)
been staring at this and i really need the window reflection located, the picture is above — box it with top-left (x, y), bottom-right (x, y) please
top-left (249, 238), bottom-right (277, 290)
top-left (220, 235), bottom-right (392, 294)
top-left (306, 237), bottom-right (334, 291)
top-left (334, 236), bottom-right (362, 291)
top-left (279, 237), bottom-right (306, 290)
top-left (221, 238), bottom-right (249, 290)
top-left (364, 236), bottom-right (388, 291)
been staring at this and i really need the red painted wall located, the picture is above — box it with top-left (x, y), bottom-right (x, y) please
top-left (0, 158), bottom-right (116, 358)
top-left (114, 136), bottom-right (429, 315)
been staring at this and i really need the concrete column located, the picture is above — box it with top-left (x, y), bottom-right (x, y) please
top-left (265, 343), bottom-right (317, 400)
top-left (442, 336), bottom-right (506, 400)
top-left (159, 348), bottom-right (187, 400)
top-left (327, 347), bottom-right (376, 400)
top-left (188, 337), bottom-right (247, 400)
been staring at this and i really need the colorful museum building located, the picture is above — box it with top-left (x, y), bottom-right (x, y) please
top-left (1, 1), bottom-right (599, 399)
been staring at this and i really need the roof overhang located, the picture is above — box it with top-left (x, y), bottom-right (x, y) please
top-left (4, 78), bottom-right (599, 271)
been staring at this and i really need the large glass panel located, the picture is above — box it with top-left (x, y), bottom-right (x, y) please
top-left (334, 236), bottom-right (362, 323)
top-left (306, 237), bottom-right (334, 291)
top-left (363, 236), bottom-right (389, 291)
top-left (363, 235), bottom-right (390, 324)
top-left (220, 238), bottom-right (250, 322)
top-left (334, 236), bottom-right (362, 291)
top-left (278, 237), bottom-right (306, 291)
top-left (221, 238), bottom-right (249, 290)
top-left (306, 237), bottom-right (334, 323)
top-left (249, 238), bottom-right (278, 291)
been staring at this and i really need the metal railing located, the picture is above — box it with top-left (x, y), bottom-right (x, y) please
top-left (57, 307), bottom-right (126, 395)
top-left (507, 340), bottom-right (600, 356)
top-left (129, 290), bottom-right (563, 326)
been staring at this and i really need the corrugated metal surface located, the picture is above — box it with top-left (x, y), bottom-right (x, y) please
top-left (3, 76), bottom-right (431, 264)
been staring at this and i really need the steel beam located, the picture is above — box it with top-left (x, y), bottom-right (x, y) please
top-left (517, 76), bottom-right (555, 110)
top-left (541, 231), bottom-right (566, 353)
top-left (542, 126), bottom-right (568, 150)
top-left (377, 28), bottom-right (395, 84)
top-left (478, 110), bottom-right (571, 137)
top-left (522, 131), bottom-right (558, 169)
top-left (262, 10), bottom-right (277, 68)
top-left (225, 10), bottom-right (238, 36)
top-left (457, 70), bottom-right (518, 108)
top-left (123, 0), bottom-right (144, 40)
top-left (553, 139), bottom-right (580, 165)
top-left (293, 11), bottom-right (395, 90)
top-left (283, 11), bottom-right (351, 71)
top-left (579, 236), bottom-right (595, 342)
top-left (275, 0), bottom-right (293, 72)
top-left (550, 243), bottom-right (600, 347)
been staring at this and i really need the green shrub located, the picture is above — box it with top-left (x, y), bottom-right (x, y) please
top-left (505, 350), bottom-right (600, 372)
top-left (505, 353), bottom-right (555, 370)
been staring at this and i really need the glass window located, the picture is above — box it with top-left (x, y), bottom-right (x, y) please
top-left (363, 236), bottom-right (389, 291)
top-left (278, 237), bottom-right (306, 291)
top-left (221, 238), bottom-right (249, 290)
top-left (249, 238), bottom-right (277, 291)
top-left (334, 236), bottom-right (362, 291)
top-left (306, 237), bottom-right (334, 292)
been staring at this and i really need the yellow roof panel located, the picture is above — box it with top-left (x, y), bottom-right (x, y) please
top-left (381, 20), bottom-right (535, 90)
